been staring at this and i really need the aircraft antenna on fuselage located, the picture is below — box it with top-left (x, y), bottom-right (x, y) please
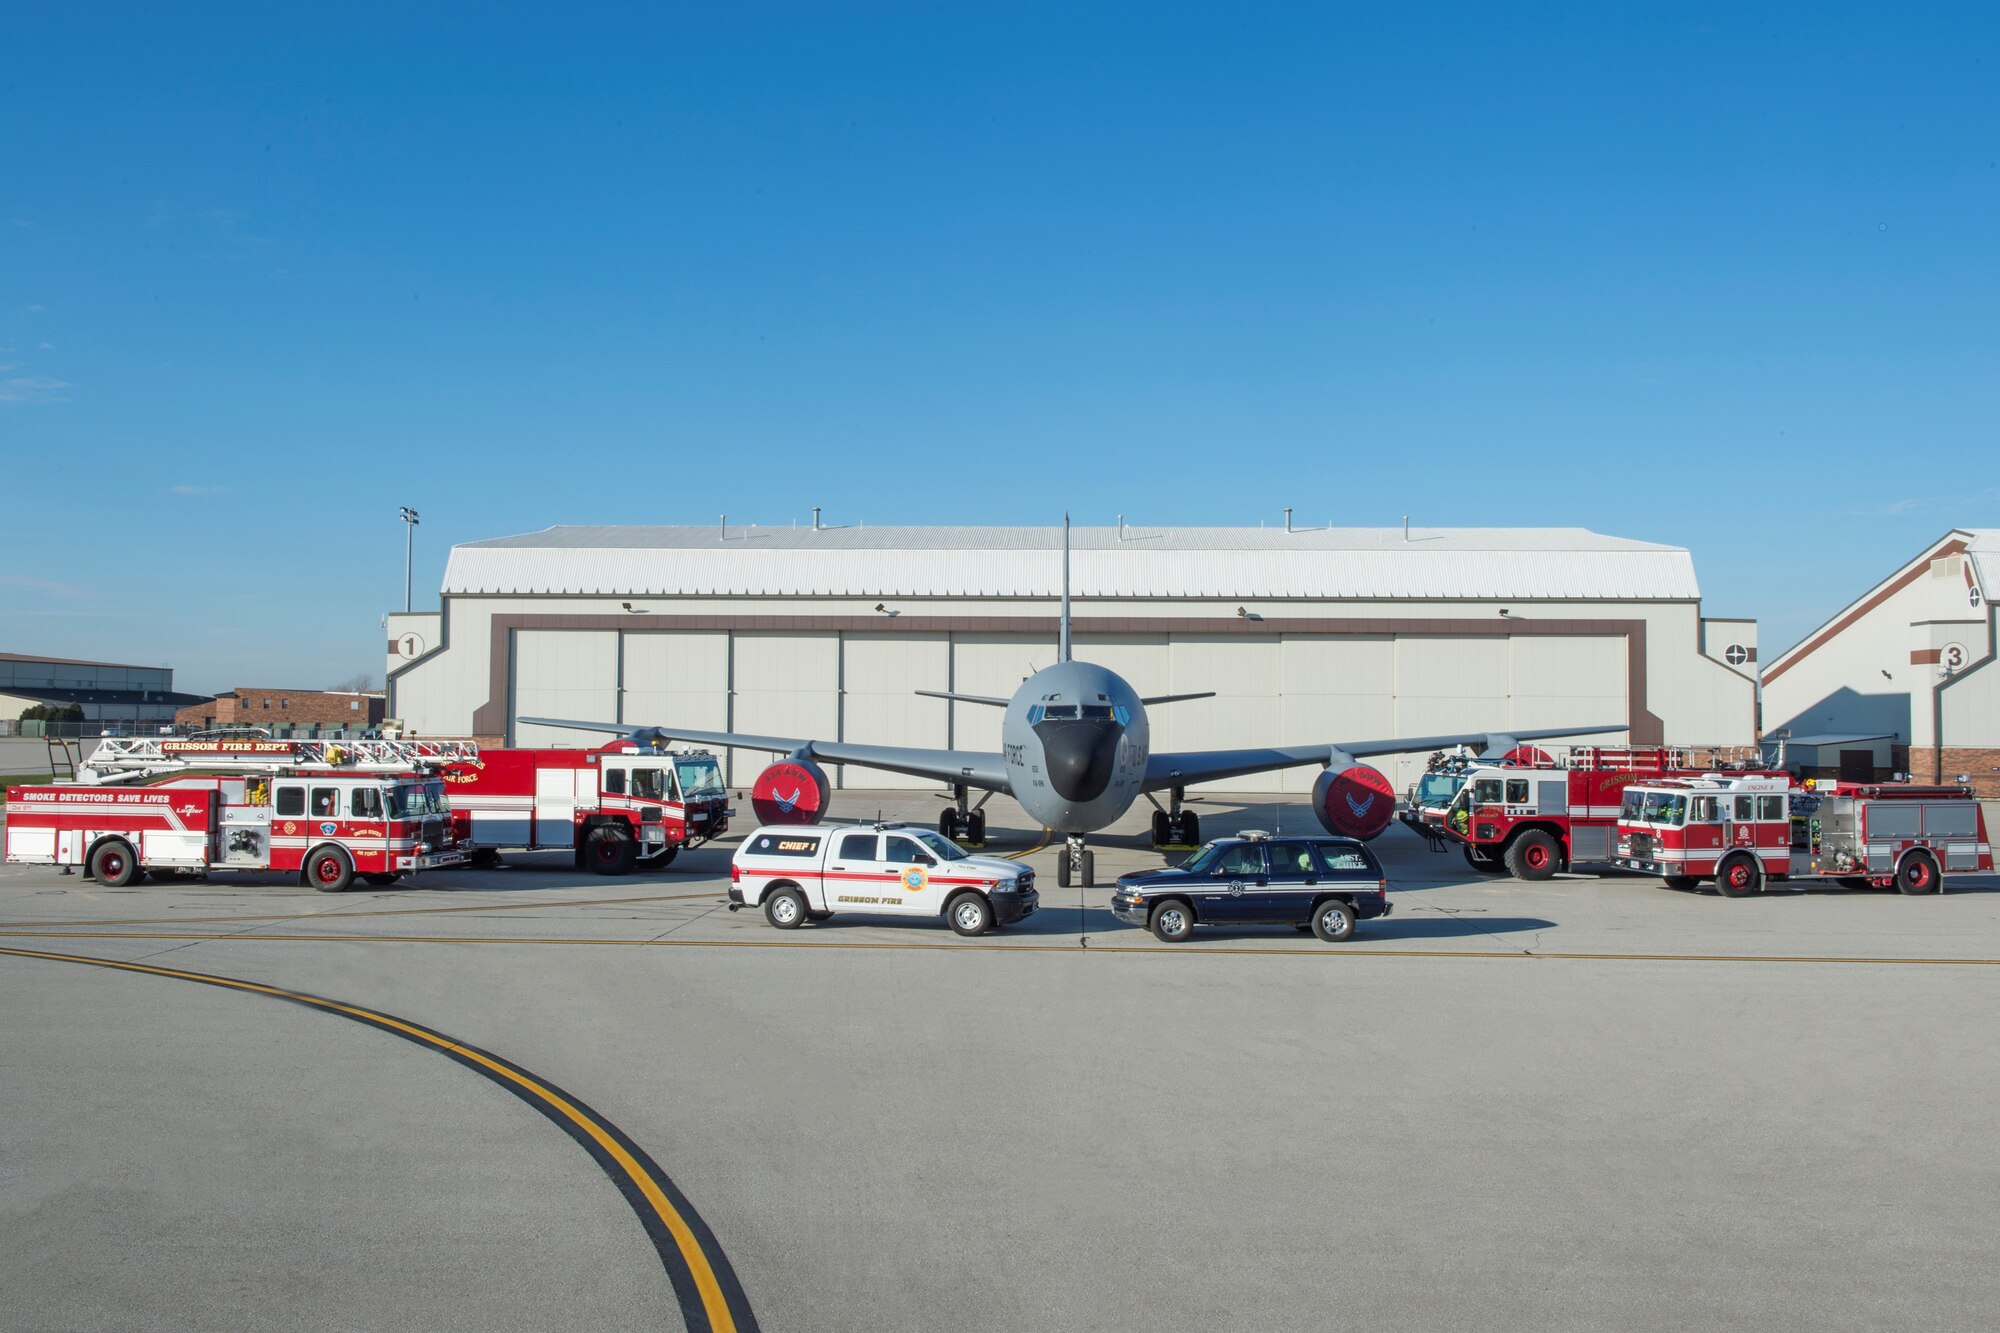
top-left (1060, 513), bottom-right (1073, 663)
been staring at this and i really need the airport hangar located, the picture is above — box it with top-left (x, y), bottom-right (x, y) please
top-left (384, 523), bottom-right (1759, 795)
top-left (1761, 529), bottom-right (1999, 796)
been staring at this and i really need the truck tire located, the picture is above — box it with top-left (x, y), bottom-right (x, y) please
top-left (1310, 897), bottom-right (1357, 943)
top-left (636, 846), bottom-right (678, 870)
top-left (946, 892), bottom-right (993, 937)
top-left (1896, 851), bottom-right (1939, 896)
top-left (1714, 853), bottom-right (1762, 898)
top-left (1505, 830), bottom-right (1561, 881)
top-left (308, 846), bottom-right (355, 893)
top-left (1150, 898), bottom-right (1195, 943)
top-left (1463, 845), bottom-right (1506, 874)
top-left (584, 825), bottom-right (637, 876)
top-left (89, 840), bottom-right (139, 888)
top-left (764, 885), bottom-right (808, 929)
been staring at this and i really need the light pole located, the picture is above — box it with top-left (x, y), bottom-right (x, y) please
top-left (398, 507), bottom-right (420, 612)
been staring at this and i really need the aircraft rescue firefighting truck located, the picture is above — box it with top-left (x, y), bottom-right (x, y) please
top-left (1401, 745), bottom-right (1779, 880)
top-left (436, 742), bottom-right (731, 874)
top-left (1613, 774), bottom-right (1992, 896)
top-left (3, 738), bottom-right (474, 890)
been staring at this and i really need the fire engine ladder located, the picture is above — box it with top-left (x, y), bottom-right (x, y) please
top-left (46, 734), bottom-right (82, 779)
top-left (77, 737), bottom-right (480, 784)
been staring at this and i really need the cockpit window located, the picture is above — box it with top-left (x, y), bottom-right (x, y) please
top-left (1081, 705), bottom-right (1115, 719)
top-left (1040, 704), bottom-right (1080, 720)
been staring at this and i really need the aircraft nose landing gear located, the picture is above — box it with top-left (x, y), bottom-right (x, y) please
top-left (1055, 834), bottom-right (1095, 888)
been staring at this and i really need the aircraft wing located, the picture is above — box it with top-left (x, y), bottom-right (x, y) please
top-left (518, 717), bottom-right (1014, 791)
top-left (1142, 724), bottom-right (1626, 791)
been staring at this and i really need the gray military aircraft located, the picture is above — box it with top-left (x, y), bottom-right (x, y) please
top-left (526, 517), bottom-right (1621, 886)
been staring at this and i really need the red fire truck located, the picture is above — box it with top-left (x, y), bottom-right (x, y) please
top-left (3, 738), bottom-right (474, 890)
top-left (1613, 774), bottom-right (1993, 896)
top-left (1406, 745), bottom-right (1779, 880)
top-left (437, 742), bottom-right (731, 875)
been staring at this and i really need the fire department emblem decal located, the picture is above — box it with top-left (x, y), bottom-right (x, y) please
top-left (282, 821), bottom-right (297, 835)
top-left (318, 822), bottom-right (338, 836)
top-left (1228, 879), bottom-right (1246, 897)
top-left (177, 804), bottom-right (202, 818)
top-left (901, 866), bottom-right (928, 892)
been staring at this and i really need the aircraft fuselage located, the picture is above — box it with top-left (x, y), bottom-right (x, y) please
top-left (999, 659), bottom-right (1149, 835)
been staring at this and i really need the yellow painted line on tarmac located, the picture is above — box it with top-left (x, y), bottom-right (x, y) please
top-left (3, 928), bottom-right (1999, 967)
top-left (0, 890), bottom-right (725, 932)
top-left (0, 944), bottom-right (756, 1332)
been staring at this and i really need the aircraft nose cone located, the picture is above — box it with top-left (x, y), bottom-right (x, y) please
top-left (1033, 718), bottom-right (1123, 803)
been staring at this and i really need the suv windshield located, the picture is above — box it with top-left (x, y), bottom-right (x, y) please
top-left (1179, 842), bottom-right (1224, 873)
top-left (675, 757), bottom-right (726, 799)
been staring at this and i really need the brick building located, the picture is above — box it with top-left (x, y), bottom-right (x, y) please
top-left (174, 688), bottom-right (386, 732)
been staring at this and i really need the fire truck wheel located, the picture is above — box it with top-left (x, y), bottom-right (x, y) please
top-left (947, 891), bottom-right (993, 936)
top-left (1505, 830), bottom-right (1561, 881)
top-left (584, 825), bottom-right (638, 876)
top-left (1896, 852), bottom-right (1939, 896)
top-left (1462, 846), bottom-right (1506, 874)
top-left (88, 840), bottom-right (139, 888)
top-left (308, 846), bottom-right (355, 893)
top-left (362, 873), bottom-right (404, 886)
top-left (764, 885), bottom-right (808, 929)
top-left (1714, 853), bottom-right (1762, 898)
top-left (637, 847), bottom-right (678, 869)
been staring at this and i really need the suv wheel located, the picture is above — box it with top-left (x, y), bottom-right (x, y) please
top-left (1310, 897), bottom-right (1357, 943)
top-left (1150, 899), bottom-right (1195, 943)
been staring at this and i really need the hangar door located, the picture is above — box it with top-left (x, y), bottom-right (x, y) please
top-left (511, 629), bottom-right (617, 748)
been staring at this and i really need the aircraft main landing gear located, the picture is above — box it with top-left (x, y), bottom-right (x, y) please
top-left (938, 784), bottom-right (989, 846)
top-left (1147, 789), bottom-right (1200, 849)
top-left (1055, 834), bottom-right (1094, 888)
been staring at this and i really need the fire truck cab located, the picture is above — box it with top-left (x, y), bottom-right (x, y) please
top-left (1613, 774), bottom-right (1992, 897)
top-left (3, 738), bottom-right (473, 891)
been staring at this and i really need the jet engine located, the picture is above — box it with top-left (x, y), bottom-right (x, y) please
top-left (750, 757), bottom-right (830, 826)
top-left (1311, 762), bottom-right (1396, 840)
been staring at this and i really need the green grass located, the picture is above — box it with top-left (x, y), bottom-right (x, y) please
top-left (0, 773), bottom-right (59, 802)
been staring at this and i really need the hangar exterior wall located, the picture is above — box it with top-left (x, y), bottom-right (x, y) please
top-left (391, 592), bottom-right (1756, 792)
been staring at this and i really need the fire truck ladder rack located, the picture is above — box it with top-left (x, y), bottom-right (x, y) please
top-left (46, 735), bottom-right (82, 780)
top-left (78, 737), bottom-right (480, 784)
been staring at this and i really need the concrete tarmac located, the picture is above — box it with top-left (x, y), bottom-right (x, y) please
top-left (4, 789), bottom-right (1999, 1331)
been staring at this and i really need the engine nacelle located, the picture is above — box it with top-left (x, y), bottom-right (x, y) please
top-left (1312, 763), bottom-right (1396, 840)
top-left (750, 758), bottom-right (830, 826)
top-left (1501, 745), bottom-right (1554, 767)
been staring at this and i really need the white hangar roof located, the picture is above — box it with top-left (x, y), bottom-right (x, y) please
top-left (444, 524), bottom-right (1702, 601)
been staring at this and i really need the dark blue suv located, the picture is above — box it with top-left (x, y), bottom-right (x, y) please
top-left (1111, 833), bottom-right (1391, 943)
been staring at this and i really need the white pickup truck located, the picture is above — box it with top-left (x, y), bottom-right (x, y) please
top-left (728, 822), bottom-right (1038, 936)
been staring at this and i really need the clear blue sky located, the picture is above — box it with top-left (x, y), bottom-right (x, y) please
top-left (4, 3), bottom-right (1995, 695)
